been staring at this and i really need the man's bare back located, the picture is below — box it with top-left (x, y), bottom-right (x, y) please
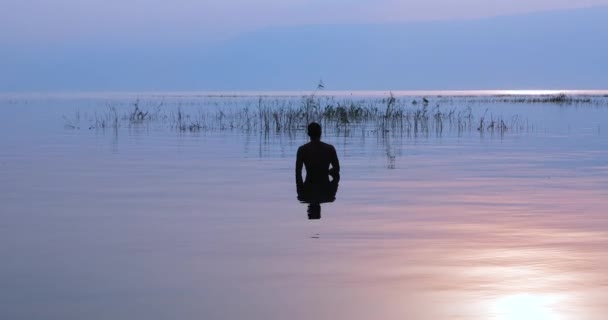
top-left (295, 123), bottom-right (340, 188)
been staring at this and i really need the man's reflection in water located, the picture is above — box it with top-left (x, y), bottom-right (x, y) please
top-left (295, 122), bottom-right (340, 220)
top-left (297, 176), bottom-right (339, 219)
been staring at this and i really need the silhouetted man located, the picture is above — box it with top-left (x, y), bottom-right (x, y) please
top-left (296, 122), bottom-right (340, 219)
top-left (296, 122), bottom-right (340, 187)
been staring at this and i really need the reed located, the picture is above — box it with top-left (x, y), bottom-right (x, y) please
top-left (70, 95), bottom-right (539, 137)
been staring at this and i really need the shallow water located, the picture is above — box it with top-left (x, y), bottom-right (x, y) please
top-left (1, 94), bottom-right (608, 320)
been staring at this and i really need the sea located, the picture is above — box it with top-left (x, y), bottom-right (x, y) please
top-left (1, 90), bottom-right (608, 320)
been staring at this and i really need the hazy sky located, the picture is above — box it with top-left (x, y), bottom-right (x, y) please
top-left (2, 0), bottom-right (608, 91)
top-left (3, 0), bottom-right (608, 44)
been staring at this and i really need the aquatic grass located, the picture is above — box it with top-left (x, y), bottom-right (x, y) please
top-left (89, 106), bottom-right (120, 130)
top-left (434, 93), bottom-right (600, 105)
top-left (128, 100), bottom-right (149, 123)
top-left (70, 95), bottom-right (543, 137)
top-left (62, 111), bottom-right (81, 129)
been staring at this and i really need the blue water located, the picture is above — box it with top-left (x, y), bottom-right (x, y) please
top-left (1, 93), bottom-right (608, 320)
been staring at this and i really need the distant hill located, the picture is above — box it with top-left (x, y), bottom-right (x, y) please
top-left (2, 6), bottom-right (607, 91)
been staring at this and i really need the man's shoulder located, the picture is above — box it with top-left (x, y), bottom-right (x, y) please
top-left (320, 141), bottom-right (336, 150)
top-left (297, 143), bottom-right (310, 153)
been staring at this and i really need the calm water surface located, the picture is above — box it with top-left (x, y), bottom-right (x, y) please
top-left (1, 94), bottom-right (608, 319)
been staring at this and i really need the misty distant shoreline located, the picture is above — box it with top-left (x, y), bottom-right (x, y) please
top-left (2, 90), bottom-right (608, 101)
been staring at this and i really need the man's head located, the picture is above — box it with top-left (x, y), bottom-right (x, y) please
top-left (307, 122), bottom-right (322, 140)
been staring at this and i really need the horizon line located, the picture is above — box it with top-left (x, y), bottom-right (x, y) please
top-left (2, 89), bottom-right (608, 99)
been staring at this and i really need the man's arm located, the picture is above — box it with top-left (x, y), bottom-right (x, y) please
top-left (329, 146), bottom-right (340, 178)
top-left (295, 147), bottom-right (304, 188)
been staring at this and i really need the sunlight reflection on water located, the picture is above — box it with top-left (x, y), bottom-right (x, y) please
top-left (493, 293), bottom-right (562, 320)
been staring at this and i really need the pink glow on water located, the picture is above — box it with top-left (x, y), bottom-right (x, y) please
top-left (0, 96), bottom-right (607, 319)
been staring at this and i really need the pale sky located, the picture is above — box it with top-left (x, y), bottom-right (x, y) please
top-left (3, 0), bottom-right (608, 44)
top-left (2, 0), bottom-right (607, 91)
